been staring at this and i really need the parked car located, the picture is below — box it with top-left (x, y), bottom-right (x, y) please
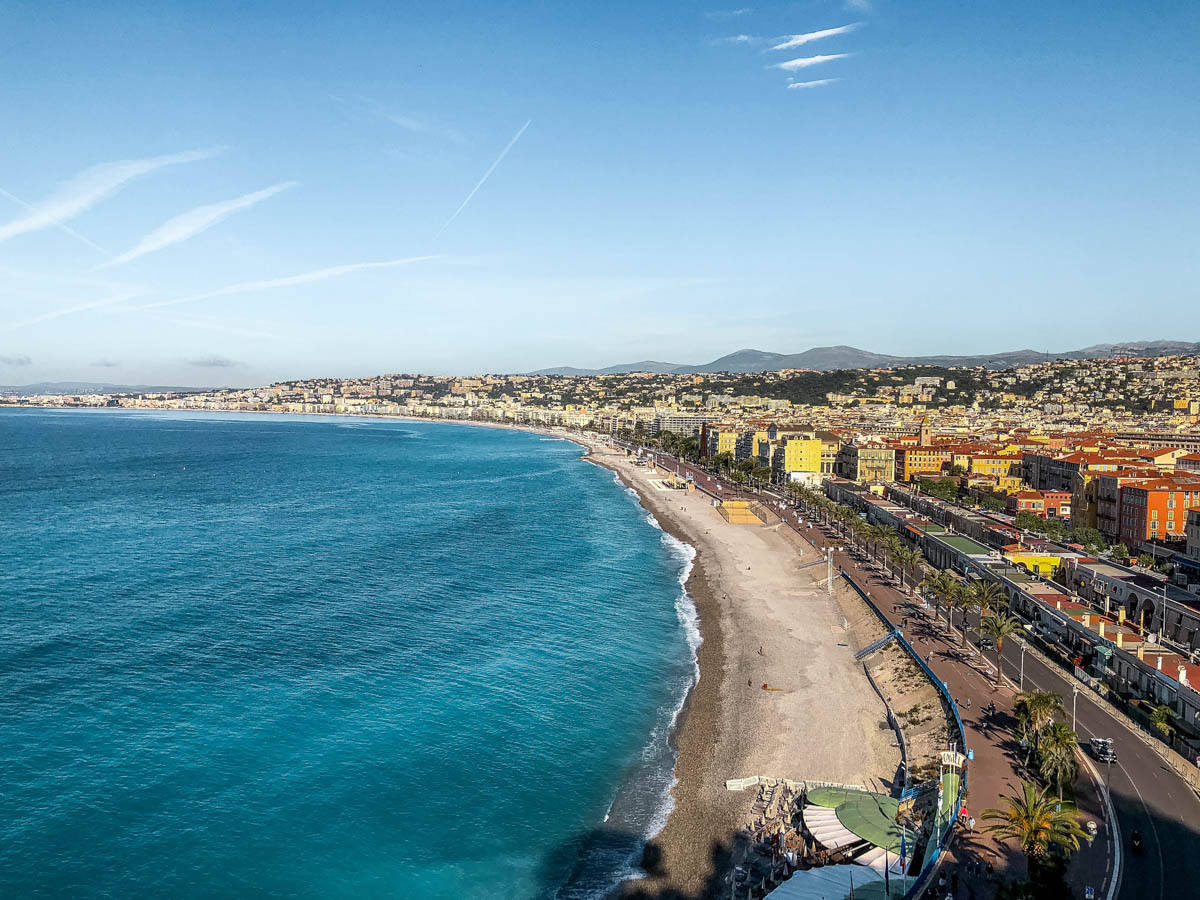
top-left (980, 638), bottom-right (995, 651)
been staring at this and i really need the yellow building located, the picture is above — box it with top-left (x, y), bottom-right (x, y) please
top-left (751, 431), bottom-right (771, 458)
top-left (783, 438), bottom-right (822, 474)
top-left (967, 454), bottom-right (1021, 478)
top-left (1003, 551), bottom-right (1064, 576)
top-left (895, 446), bottom-right (952, 481)
top-left (996, 474), bottom-right (1024, 494)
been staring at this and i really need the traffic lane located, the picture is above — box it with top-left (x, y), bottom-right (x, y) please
top-left (928, 583), bottom-right (1191, 900)
top-left (1002, 641), bottom-right (1200, 900)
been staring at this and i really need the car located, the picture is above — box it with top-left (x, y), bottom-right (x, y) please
top-left (979, 638), bottom-right (996, 651)
top-left (1091, 737), bottom-right (1117, 764)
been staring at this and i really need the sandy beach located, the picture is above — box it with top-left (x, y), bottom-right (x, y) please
top-left (574, 437), bottom-right (900, 898)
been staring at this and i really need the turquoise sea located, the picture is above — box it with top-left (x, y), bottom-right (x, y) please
top-left (0, 409), bottom-right (698, 898)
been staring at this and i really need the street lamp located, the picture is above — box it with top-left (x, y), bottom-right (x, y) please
top-left (1072, 684), bottom-right (1080, 732)
top-left (1019, 640), bottom-right (1028, 690)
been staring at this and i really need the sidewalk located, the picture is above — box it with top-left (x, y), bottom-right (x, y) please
top-left (810, 530), bottom-right (1113, 900)
top-left (649, 454), bottom-right (1116, 899)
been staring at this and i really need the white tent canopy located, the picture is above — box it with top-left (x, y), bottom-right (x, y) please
top-left (766, 863), bottom-right (897, 900)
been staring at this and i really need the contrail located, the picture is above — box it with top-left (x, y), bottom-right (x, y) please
top-left (133, 255), bottom-right (435, 311)
top-left (0, 147), bottom-right (223, 244)
top-left (434, 119), bottom-right (531, 241)
top-left (0, 185), bottom-right (108, 254)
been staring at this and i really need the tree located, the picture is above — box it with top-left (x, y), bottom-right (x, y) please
top-left (1137, 553), bottom-right (1155, 569)
top-left (882, 535), bottom-right (904, 580)
top-left (969, 579), bottom-right (1006, 627)
top-left (1038, 723), bottom-right (1079, 798)
top-left (1014, 511), bottom-right (1045, 533)
top-left (1110, 543), bottom-right (1130, 562)
top-left (1014, 690), bottom-right (1065, 759)
top-left (926, 571), bottom-right (959, 631)
top-left (1149, 704), bottom-right (1176, 740)
top-left (950, 580), bottom-right (974, 642)
top-left (897, 546), bottom-right (926, 591)
top-left (982, 611), bottom-right (1023, 683)
top-left (982, 782), bottom-right (1087, 862)
top-left (867, 524), bottom-right (892, 563)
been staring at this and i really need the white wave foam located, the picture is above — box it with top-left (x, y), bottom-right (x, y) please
top-left (642, 532), bottom-right (700, 840)
top-left (598, 465), bottom-right (703, 845)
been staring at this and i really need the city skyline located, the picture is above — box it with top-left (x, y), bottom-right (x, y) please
top-left (3, 1), bottom-right (1199, 386)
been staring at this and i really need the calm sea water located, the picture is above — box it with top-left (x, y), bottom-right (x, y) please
top-left (0, 409), bottom-right (697, 899)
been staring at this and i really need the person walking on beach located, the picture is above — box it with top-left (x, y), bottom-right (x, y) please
top-left (966, 698), bottom-right (972, 710)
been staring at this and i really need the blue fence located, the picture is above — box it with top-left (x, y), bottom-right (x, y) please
top-left (838, 571), bottom-right (968, 898)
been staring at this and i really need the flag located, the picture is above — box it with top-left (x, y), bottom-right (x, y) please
top-left (848, 867), bottom-right (855, 900)
top-left (900, 830), bottom-right (907, 870)
top-left (884, 845), bottom-right (890, 894)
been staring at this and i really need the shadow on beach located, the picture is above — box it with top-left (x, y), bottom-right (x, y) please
top-left (538, 825), bottom-right (742, 900)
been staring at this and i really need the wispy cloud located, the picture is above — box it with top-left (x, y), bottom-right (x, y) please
top-left (102, 182), bottom-right (296, 268)
top-left (139, 309), bottom-right (288, 341)
top-left (135, 256), bottom-right (435, 311)
top-left (0, 353), bottom-right (32, 366)
top-left (713, 34), bottom-right (765, 46)
top-left (90, 359), bottom-right (120, 367)
top-left (844, 0), bottom-right (872, 12)
top-left (330, 94), bottom-right (469, 147)
top-left (1, 290), bottom-right (147, 331)
top-left (0, 148), bottom-right (224, 244)
top-left (187, 354), bottom-right (240, 368)
top-left (434, 120), bottom-right (532, 241)
top-left (381, 112), bottom-right (469, 147)
top-left (706, 7), bottom-right (752, 19)
top-left (774, 53), bottom-right (851, 71)
top-left (771, 23), bottom-right (860, 51)
top-left (0, 186), bottom-right (108, 254)
top-left (788, 78), bottom-right (841, 89)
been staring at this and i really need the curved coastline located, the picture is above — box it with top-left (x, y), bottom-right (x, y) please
top-left (578, 443), bottom-right (735, 898)
top-left (14, 408), bottom-right (896, 898)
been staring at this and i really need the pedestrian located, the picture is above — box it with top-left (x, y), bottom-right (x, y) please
top-left (966, 698), bottom-right (972, 710)
top-left (968, 816), bottom-right (976, 831)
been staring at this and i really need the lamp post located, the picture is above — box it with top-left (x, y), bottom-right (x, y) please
top-left (1072, 684), bottom-right (1080, 732)
top-left (1019, 640), bottom-right (1028, 690)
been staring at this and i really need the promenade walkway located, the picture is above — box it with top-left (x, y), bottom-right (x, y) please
top-left (652, 453), bottom-right (1116, 900)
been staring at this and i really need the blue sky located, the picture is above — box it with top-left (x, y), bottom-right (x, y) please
top-left (1, 1), bottom-right (1197, 384)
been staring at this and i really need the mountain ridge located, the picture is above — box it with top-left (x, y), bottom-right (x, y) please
top-left (529, 340), bottom-right (1200, 376)
top-left (0, 382), bottom-right (210, 395)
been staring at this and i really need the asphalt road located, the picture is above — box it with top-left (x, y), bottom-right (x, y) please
top-left (633, 446), bottom-right (1200, 900)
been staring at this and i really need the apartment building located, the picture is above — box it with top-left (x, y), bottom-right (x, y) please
top-left (1118, 477), bottom-right (1200, 547)
top-left (837, 442), bottom-right (896, 484)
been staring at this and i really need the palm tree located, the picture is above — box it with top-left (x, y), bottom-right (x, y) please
top-left (1149, 704), bottom-right (1176, 740)
top-left (882, 535), bottom-right (903, 580)
top-left (1038, 722), bottom-right (1079, 798)
top-left (867, 524), bottom-right (891, 563)
top-left (851, 520), bottom-right (871, 555)
top-left (896, 546), bottom-right (925, 591)
top-left (926, 571), bottom-right (958, 629)
top-left (982, 612), bottom-right (1022, 683)
top-left (950, 580), bottom-right (974, 643)
top-left (971, 580), bottom-right (1005, 623)
top-left (982, 782), bottom-right (1087, 862)
top-left (1014, 690), bottom-right (1065, 760)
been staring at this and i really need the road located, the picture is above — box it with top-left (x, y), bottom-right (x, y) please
top-left (635, 446), bottom-right (1200, 900)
